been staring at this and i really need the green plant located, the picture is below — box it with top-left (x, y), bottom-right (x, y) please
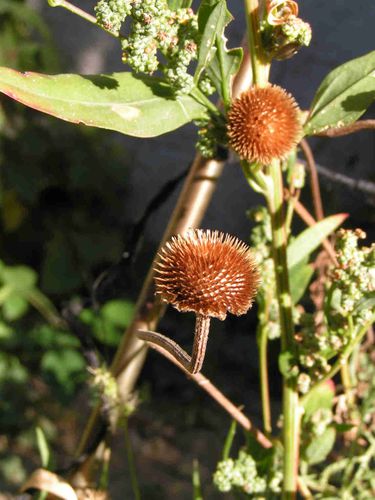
top-left (0, 0), bottom-right (374, 498)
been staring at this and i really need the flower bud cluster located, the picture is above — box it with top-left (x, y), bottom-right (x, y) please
top-left (95, 0), bottom-right (199, 94)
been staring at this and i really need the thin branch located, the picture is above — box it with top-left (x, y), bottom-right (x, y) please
top-left (299, 139), bottom-right (324, 221)
top-left (313, 163), bottom-right (375, 198)
top-left (142, 334), bottom-right (273, 449)
top-left (316, 120), bottom-right (375, 138)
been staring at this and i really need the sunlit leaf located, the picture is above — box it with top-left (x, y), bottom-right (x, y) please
top-left (287, 214), bottom-right (347, 268)
top-left (289, 261), bottom-right (314, 304)
top-left (304, 51), bottom-right (375, 135)
top-left (0, 68), bottom-right (208, 137)
top-left (303, 427), bottom-right (336, 465)
top-left (195, 0), bottom-right (227, 83)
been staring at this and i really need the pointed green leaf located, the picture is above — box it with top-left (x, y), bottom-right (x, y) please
top-left (206, 46), bottom-right (242, 104)
top-left (195, 0), bottom-right (227, 83)
top-left (287, 214), bottom-right (348, 268)
top-left (289, 262), bottom-right (314, 304)
top-left (35, 426), bottom-right (50, 469)
top-left (304, 51), bottom-right (375, 135)
top-left (0, 68), bottom-right (208, 137)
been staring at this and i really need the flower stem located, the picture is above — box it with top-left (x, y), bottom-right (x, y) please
top-left (258, 324), bottom-right (272, 433)
top-left (243, 0), bottom-right (270, 86)
top-left (266, 161), bottom-right (299, 498)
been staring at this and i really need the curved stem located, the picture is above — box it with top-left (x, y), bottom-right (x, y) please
top-left (137, 314), bottom-right (211, 375)
top-left (140, 330), bottom-right (273, 449)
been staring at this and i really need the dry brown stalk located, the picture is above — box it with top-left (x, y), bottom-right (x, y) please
top-left (299, 138), bottom-right (324, 221)
top-left (316, 119), bottom-right (375, 137)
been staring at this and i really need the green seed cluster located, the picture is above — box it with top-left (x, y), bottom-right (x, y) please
top-left (250, 207), bottom-right (281, 340)
top-left (194, 117), bottom-right (227, 159)
top-left (95, 0), bottom-right (131, 36)
top-left (95, 0), bottom-right (199, 94)
top-left (261, 15), bottom-right (312, 61)
top-left (295, 229), bottom-right (374, 393)
top-left (213, 451), bottom-right (266, 494)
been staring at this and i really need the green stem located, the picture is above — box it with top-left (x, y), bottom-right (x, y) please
top-left (258, 324), bottom-right (272, 434)
top-left (48, 0), bottom-right (122, 39)
top-left (266, 161), bottom-right (299, 498)
top-left (243, 0), bottom-right (270, 86)
top-left (124, 418), bottom-right (141, 500)
top-left (190, 87), bottom-right (221, 116)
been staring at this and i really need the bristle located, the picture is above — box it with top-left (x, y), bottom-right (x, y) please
top-left (154, 229), bottom-right (260, 320)
top-left (227, 84), bottom-right (301, 165)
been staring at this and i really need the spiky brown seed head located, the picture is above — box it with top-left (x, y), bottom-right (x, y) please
top-left (154, 230), bottom-right (260, 321)
top-left (227, 84), bottom-right (302, 165)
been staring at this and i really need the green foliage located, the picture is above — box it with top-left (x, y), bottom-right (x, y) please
top-left (287, 213), bottom-right (347, 268)
top-left (304, 50), bottom-right (375, 135)
top-left (0, 69), bottom-right (208, 138)
top-left (198, 0), bottom-right (242, 106)
top-left (80, 299), bottom-right (134, 346)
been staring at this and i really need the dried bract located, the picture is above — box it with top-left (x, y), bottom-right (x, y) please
top-left (155, 229), bottom-right (260, 320)
top-left (227, 85), bottom-right (302, 165)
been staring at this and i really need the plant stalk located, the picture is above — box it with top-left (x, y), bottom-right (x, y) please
top-left (258, 324), bottom-right (272, 434)
top-left (266, 161), bottom-right (299, 498)
top-left (243, 0), bottom-right (270, 86)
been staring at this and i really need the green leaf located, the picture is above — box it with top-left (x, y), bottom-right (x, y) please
top-left (304, 51), bottom-right (375, 135)
top-left (289, 261), bottom-right (314, 304)
top-left (1, 265), bottom-right (37, 290)
top-left (195, 1), bottom-right (227, 83)
top-left (2, 293), bottom-right (29, 321)
top-left (302, 383), bottom-right (334, 422)
top-left (303, 426), bottom-right (336, 465)
top-left (206, 47), bottom-right (242, 105)
top-left (287, 214), bottom-right (348, 268)
top-left (35, 426), bottom-right (50, 469)
top-left (0, 69), bottom-right (208, 137)
top-left (101, 300), bottom-right (135, 329)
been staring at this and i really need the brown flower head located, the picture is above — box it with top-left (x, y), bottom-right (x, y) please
top-left (227, 84), bottom-right (301, 165)
top-left (154, 230), bottom-right (260, 320)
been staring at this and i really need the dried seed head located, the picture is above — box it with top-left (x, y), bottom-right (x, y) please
top-left (227, 85), bottom-right (302, 165)
top-left (154, 230), bottom-right (260, 320)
